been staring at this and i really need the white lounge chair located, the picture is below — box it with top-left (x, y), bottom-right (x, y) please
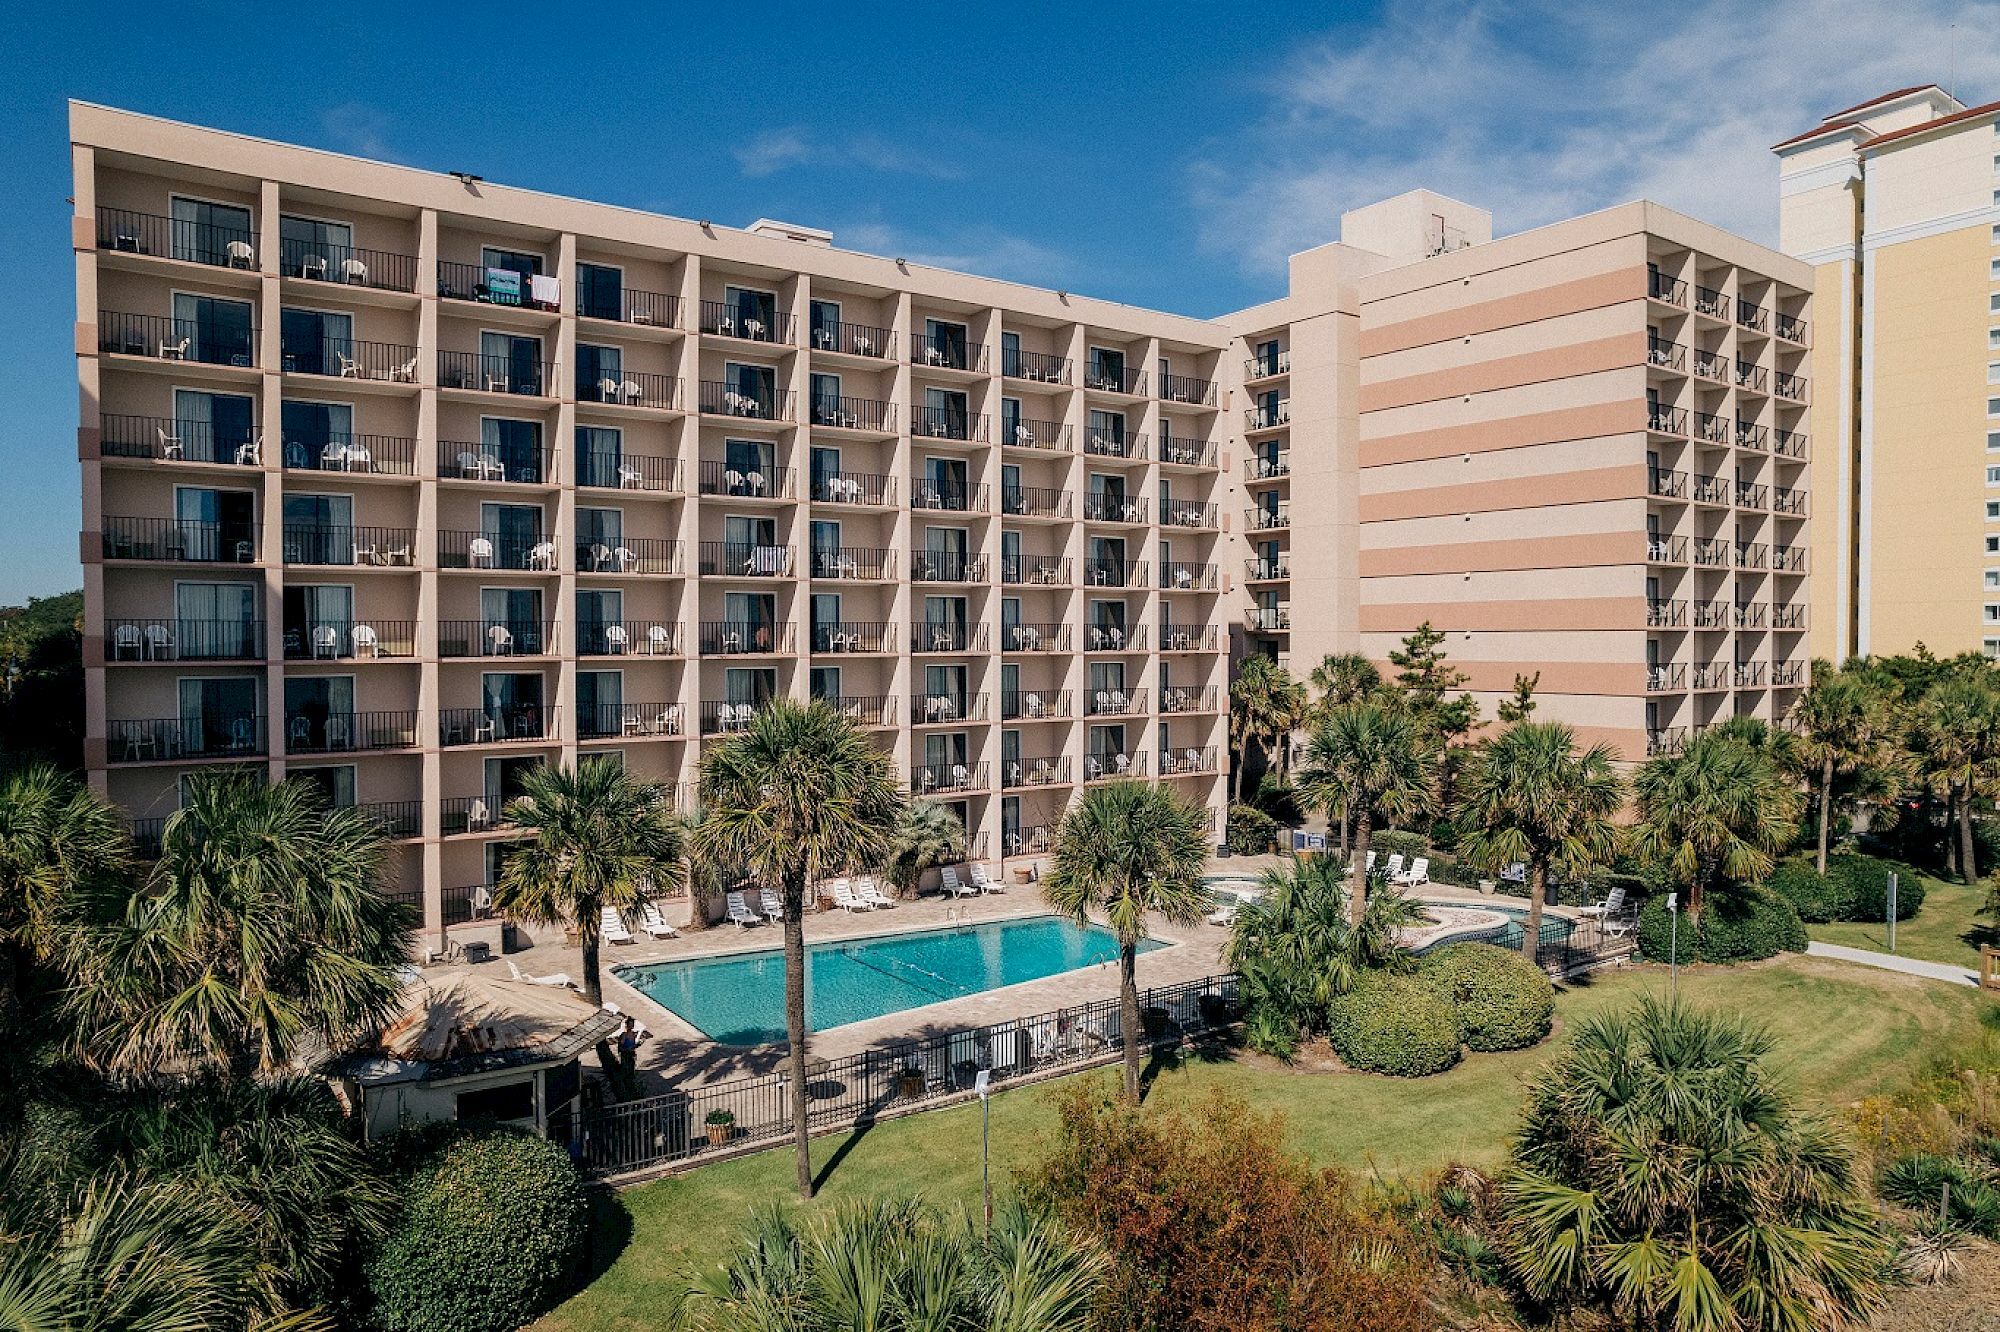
top-left (759, 888), bottom-right (784, 922)
top-left (1383, 853), bottom-right (1405, 882)
top-left (601, 905), bottom-right (636, 945)
top-left (725, 891), bottom-right (763, 927)
top-left (968, 863), bottom-right (1000, 894)
top-left (1344, 850), bottom-right (1377, 878)
top-left (940, 866), bottom-right (978, 899)
top-left (828, 878), bottom-right (872, 912)
top-left (506, 960), bottom-right (574, 988)
top-left (1206, 902), bottom-right (1238, 928)
top-left (856, 874), bottom-right (895, 907)
top-left (639, 900), bottom-right (679, 939)
top-left (1391, 856), bottom-right (1431, 888)
top-left (1577, 885), bottom-right (1626, 920)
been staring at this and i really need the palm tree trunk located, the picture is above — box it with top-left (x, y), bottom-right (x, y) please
top-left (1349, 807), bottom-right (1374, 928)
top-left (1687, 867), bottom-right (1707, 930)
top-left (580, 916), bottom-right (603, 1007)
top-left (1959, 782), bottom-right (1979, 884)
top-left (1336, 799), bottom-right (1349, 857)
top-left (1945, 789), bottom-right (1961, 878)
top-left (1816, 755), bottom-right (1834, 876)
top-left (1119, 936), bottom-right (1142, 1103)
top-left (783, 875), bottom-right (814, 1199)
top-left (1521, 858), bottom-right (1547, 963)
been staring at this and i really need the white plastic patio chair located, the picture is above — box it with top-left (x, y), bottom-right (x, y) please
top-left (940, 866), bottom-right (977, 899)
top-left (968, 863), bottom-right (1000, 894)
top-left (829, 879), bottom-right (871, 912)
top-left (602, 625), bottom-right (628, 654)
top-left (646, 625), bottom-right (674, 655)
top-left (600, 905), bottom-right (636, 945)
top-left (1393, 857), bottom-right (1431, 888)
top-left (159, 335), bottom-right (190, 360)
top-left (527, 541), bottom-right (557, 570)
top-left (468, 537), bottom-right (495, 568)
top-left (856, 874), bottom-right (895, 907)
top-left (1382, 854), bottom-right (1405, 882)
top-left (225, 240), bottom-right (255, 268)
top-left (143, 623), bottom-right (174, 659)
top-left (725, 891), bottom-right (763, 927)
top-left (507, 961), bottom-right (575, 988)
top-left (340, 257), bottom-right (369, 284)
top-left (156, 426), bottom-right (184, 459)
top-left (618, 463), bottom-right (644, 489)
top-left (351, 624), bottom-right (379, 657)
top-left (639, 901), bottom-right (679, 938)
top-left (1577, 885), bottom-right (1626, 919)
top-left (112, 624), bottom-right (143, 659)
top-left (486, 624), bottom-right (513, 655)
top-left (759, 888), bottom-right (784, 922)
top-left (311, 625), bottom-right (339, 658)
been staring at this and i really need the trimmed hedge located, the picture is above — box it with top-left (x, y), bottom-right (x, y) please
top-left (1767, 853), bottom-right (1924, 924)
top-left (366, 1125), bottom-right (590, 1332)
top-left (1636, 887), bottom-right (1807, 965)
top-left (1419, 943), bottom-right (1556, 1052)
top-left (1327, 973), bottom-right (1462, 1077)
top-left (1227, 803), bottom-right (1278, 855)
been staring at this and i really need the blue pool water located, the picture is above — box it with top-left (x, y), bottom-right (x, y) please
top-left (617, 916), bottom-right (1160, 1046)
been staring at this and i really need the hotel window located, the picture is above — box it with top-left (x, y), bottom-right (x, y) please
top-left (1988, 536), bottom-right (2000, 554)
top-left (1990, 397), bottom-right (2000, 416)
top-left (1987, 465), bottom-right (2000, 484)
top-left (1988, 430), bottom-right (2000, 450)
top-left (1990, 328), bottom-right (2000, 350)
top-left (1986, 570), bottom-right (2000, 589)
top-left (1987, 639), bottom-right (2000, 660)
top-left (1990, 361), bottom-right (2000, 382)
top-left (1988, 502), bottom-right (2000, 520)
top-left (1986, 605), bottom-right (2000, 624)
top-left (1990, 259), bottom-right (2000, 280)
top-left (1992, 293), bottom-right (2000, 312)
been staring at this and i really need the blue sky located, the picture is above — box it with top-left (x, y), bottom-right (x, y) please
top-left (2, 0), bottom-right (1995, 603)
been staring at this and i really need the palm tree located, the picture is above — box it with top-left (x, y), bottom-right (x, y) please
top-left (1910, 672), bottom-right (2000, 882)
top-left (0, 763), bottom-right (129, 1022)
top-left (1789, 664), bottom-right (1897, 874)
top-left (1307, 652), bottom-right (1381, 719)
top-left (1630, 729), bottom-right (1799, 927)
top-left (1228, 654), bottom-right (1306, 799)
top-left (62, 772), bottom-right (410, 1078)
top-left (694, 699), bottom-right (904, 1198)
top-left (1295, 703), bottom-right (1433, 926)
top-left (1454, 722), bottom-right (1623, 960)
top-left (493, 761), bottom-right (684, 1006)
top-left (1041, 781), bottom-right (1209, 1101)
top-left (676, 1196), bottom-right (1104, 1332)
top-left (882, 798), bottom-right (967, 899)
top-left (1499, 997), bottom-right (1888, 1331)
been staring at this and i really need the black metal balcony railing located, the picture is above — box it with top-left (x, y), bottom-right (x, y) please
top-left (1774, 371), bottom-right (1807, 402)
top-left (1002, 554), bottom-right (1070, 586)
top-left (1246, 504), bottom-right (1290, 531)
top-left (437, 441), bottom-right (551, 484)
top-left (281, 432), bottom-right (417, 476)
top-left (1158, 436), bottom-right (1218, 468)
top-left (1003, 621), bottom-right (1071, 652)
top-left (1084, 429), bottom-right (1146, 460)
top-left (576, 449), bottom-right (680, 492)
top-left (913, 623), bottom-right (991, 654)
top-left (1733, 602), bottom-right (1768, 630)
top-left (1647, 664), bottom-right (1687, 692)
top-left (811, 470), bottom-right (896, 506)
top-left (577, 538), bottom-right (682, 575)
top-left (101, 517), bottom-right (258, 564)
top-left (440, 882), bottom-right (496, 927)
top-left (1084, 559), bottom-right (1148, 588)
top-left (911, 480), bottom-right (990, 513)
top-left (1001, 689), bottom-right (1072, 720)
top-left (1646, 599), bottom-right (1686, 629)
top-left (440, 794), bottom-right (509, 837)
top-left (810, 394), bottom-right (895, 432)
top-left (1692, 663), bottom-right (1729, 690)
top-left (912, 692), bottom-right (988, 724)
top-left (438, 619), bottom-right (559, 657)
top-left (1733, 362), bottom-right (1768, 393)
top-left (438, 530), bottom-right (558, 571)
top-left (1773, 429), bottom-right (1807, 460)
top-left (1647, 536), bottom-right (1688, 564)
top-left (1160, 685), bottom-right (1218, 714)
top-left (1160, 561), bottom-right (1219, 591)
top-left (1693, 600), bottom-right (1728, 629)
top-left (1158, 373), bottom-right (1216, 406)
top-left (817, 694), bottom-right (896, 729)
top-left (1735, 420), bottom-right (1770, 450)
top-left (1002, 348), bottom-right (1071, 384)
top-left (910, 551), bottom-right (987, 582)
top-left (283, 620), bottom-right (416, 660)
top-left (283, 336), bottom-right (420, 383)
top-left (1647, 727), bottom-right (1687, 756)
top-left (1161, 500), bottom-right (1218, 530)
top-left (1084, 364), bottom-right (1145, 395)
top-left (698, 460), bottom-right (796, 499)
top-left (1245, 402), bottom-right (1289, 431)
top-left (440, 705), bottom-right (554, 747)
top-left (576, 621), bottom-right (681, 656)
top-left (1773, 486), bottom-right (1807, 517)
top-left (701, 300), bottom-right (794, 344)
top-left (811, 319), bottom-right (893, 358)
top-left (108, 715), bottom-right (266, 764)
top-left (1693, 350), bottom-right (1728, 381)
top-left (1083, 494), bottom-right (1148, 524)
top-left (355, 801), bottom-right (424, 840)
top-left (1161, 624), bottom-right (1218, 652)
top-left (1734, 481), bottom-right (1768, 510)
top-left (1692, 538), bottom-right (1729, 568)
top-left (1649, 467), bottom-right (1688, 499)
top-left (1734, 542), bottom-right (1769, 571)
top-left (1694, 285), bottom-right (1727, 318)
top-left (283, 709), bottom-right (420, 755)
top-left (1774, 312), bottom-right (1807, 343)
top-left (100, 414), bottom-right (261, 466)
top-left (1772, 545), bottom-right (1808, 573)
top-left (1161, 746), bottom-right (1218, 777)
top-left (1648, 272), bottom-right (1687, 305)
top-left (915, 762), bottom-right (989, 795)
top-left (910, 333), bottom-right (988, 373)
top-left (1244, 350), bottom-right (1291, 379)
top-left (99, 310), bottom-right (256, 366)
top-left (576, 369), bottom-right (682, 411)
top-left (1002, 416), bottom-right (1071, 451)
top-left (699, 380), bottom-right (793, 422)
top-left (1002, 484), bottom-right (1072, 519)
top-left (1647, 336), bottom-right (1686, 371)
top-left (1772, 603), bottom-right (1808, 630)
top-left (1247, 607), bottom-right (1290, 632)
top-left (809, 546), bottom-right (896, 581)
top-left (1692, 473), bottom-right (1729, 505)
top-left (1649, 406), bottom-right (1689, 434)
top-left (578, 702), bottom-right (686, 740)
top-left (580, 288), bottom-right (681, 329)
top-left (437, 351), bottom-right (554, 396)
top-left (106, 619), bottom-right (264, 662)
top-left (1736, 301), bottom-right (1769, 333)
top-left (436, 260), bottom-right (561, 309)
top-left (1004, 757), bottom-right (1072, 791)
top-left (1245, 557), bottom-right (1289, 581)
top-left (1084, 751), bottom-right (1146, 781)
top-left (697, 542), bottom-right (795, 577)
top-left (1085, 623), bottom-right (1146, 652)
top-left (1772, 661), bottom-right (1807, 687)
top-left (96, 207), bottom-right (256, 268)
top-left (699, 621), bottom-right (797, 655)
top-left (1695, 412), bottom-right (1731, 445)
top-left (813, 621), bottom-right (894, 654)
top-left (281, 524), bottom-right (418, 567)
top-left (912, 406), bottom-right (991, 442)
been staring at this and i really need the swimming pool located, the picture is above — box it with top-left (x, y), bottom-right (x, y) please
top-left (1413, 901), bottom-right (1575, 953)
top-left (617, 916), bottom-right (1161, 1046)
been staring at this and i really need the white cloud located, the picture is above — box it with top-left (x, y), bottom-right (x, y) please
top-left (1193, 0), bottom-right (2000, 277)
top-left (734, 127), bottom-right (962, 180)
top-left (320, 102), bottom-right (399, 162)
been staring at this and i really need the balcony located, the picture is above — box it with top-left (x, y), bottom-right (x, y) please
top-left (1772, 603), bottom-right (1808, 631)
top-left (437, 351), bottom-right (554, 396)
top-left (577, 621), bottom-right (681, 656)
top-left (1161, 746), bottom-right (1218, 777)
top-left (578, 702), bottom-right (686, 740)
top-left (1773, 429), bottom-right (1807, 460)
top-left (440, 705), bottom-right (555, 747)
top-left (1648, 407), bottom-right (1688, 435)
top-left (1692, 600), bottom-right (1728, 629)
top-left (1159, 373), bottom-right (1216, 406)
top-left (698, 460), bottom-right (796, 500)
top-left (1084, 364), bottom-right (1145, 395)
top-left (1694, 286), bottom-right (1727, 318)
top-left (102, 516), bottom-right (257, 564)
top-left (576, 449), bottom-right (680, 492)
top-left (281, 432), bottom-right (417, 476)
top-left (1084, 558), bottom-right (1147, 588)
top-left (282, 336), bottom-right (419, 384)
top-left (1733, 602), bottom-right (1767, 630)
top-left (809, 545), bottom-right (895, 581)
top-left (1084, 751), bottom-right (1146, 782)
top-left (1733, 542), bottom-right (1769, 571)
top-left (283, 709), bottom-right (420, 755)
top-left (1086, 688), bottom-right (1147, 716)
top-left (1772, 660), bottom-right (1807, 687)
top-left (1772, 545), bottom-right (1808, 574)
top-left (697, 541), bottom-right (794, 577)
top-left (1649, 467), bottom-right (1688, 499)
top-left (580, 287), bottom-right (681, 329)
top-left (1735, 300), bottom-right (1769, 334)
top-left (1647, 336), bottom-right (1687, 372)
top-left (1160, 685), bottom-right (1218, 714)
top-left (1002, 348), bottom-right (1071, 384)
top-left (809, 394), bottom-right (895, 432)
top-left (699, 380), bottom-right (793, 422)
top-left (1244, 350), bottom-right (1291, 379)
top-left (108, 714), bottom-right (265, 763)
top-left (1647, 664), bottom-right (1687, 692)
top-left (1646, 599), bottom-right (1686, 629)
top-left (1733, 362), bottom-right (1768, 394)
top-left (1694, 413), bottom-right (1731, 446)
top-left (1161, 625), bottom-right (1218, 652)
top-left (701, 699), bottom-right (769, 734)
top-left (1083, 494), bottom-right (1148, 524)
top-left (912, 692), bottom-right (988, 725)
top-left (95, 207), bottom-right (255, 269)
top-left (1084, 430), bottom-right (1146, 461)
top-left (1003, 621), bottom-right (1071, 652)
top-left (1158, 437), bottom-right (1217, 468)
top-left (1693, 350), bottom-right (1728, 382)
top-left (911, 334), bottom-right (988, 373)
top-left (1003, 416), bottom-right (1071, 451)
top-left (99, 413), bottom-right (261, 467)
top-left (1648, 272), bottom-right (1687, 305)
top-left (811, 319), bottom-right (892, 358)
top-left (1245, 556), bottom-right (1289, 581)
top-left (437, 261), bottom-right (560, 309)
top-left (915, 762), bottom-right (989, 795)
top-left (1160, 561), bottom-right (1219, 591)
top-left (1692, 538), bottom-right (1729, 569)
top-left (1002, 554), bottom-right (1070, 587)
top-left (438, 441), bottom-right (553, 484)
top-left (283, 619), bottom-right (417, 660)
top-left (1771, 486), bottom-right (1806, 518)
top-left (1004, 757), bottom-right (1071, 790)
top-left (700, 301), bottom-right (793, 344)
top-left (912, 406), bottom-right (990, 442)
top-left (107, 618), bottom-right (264, 662)
top-left (1084, 624), bottom-right (1145, 652)
top-left (1647, 536), bottom-right (1688, 564)
top-left (1734, 481), bottom-right (1768, 510)
top-left (577, 369), bottom-right (682, 411)
top-left (1646, 726), bottom-right (1686, 756)
top-left (811, 469), bottom-right (896, 506)
top-left (913, 623), bottom-right (991, 654)
top-left (912, 480), bottom-right (990, 513)
top-left (699, 620), bottom-right (796, 655)
top-left (99, 311), bottom-right (255, 367)
top-left (1002, 484), bottom-right (1073, 519)
top-left (1245, 402), bottom-right (1290, 431)
top-left (355, 801), bottom-right (424, 840)
top-left (820, 694), bottom-right (897, 728)
top-left (1246, 504), bottom-right (1291, 532)
top-left (1735, 421), bottom-right (1770, 451)
top-left (1774, 313), bottom-right (1808, 344)
top-left (1001, 689), bottom-right (1072, 720)
top-left (1692, 663), bottom-right (1729, 690)
top-left (1691, 473), bottom-right (1729, 505)
top-left (440, 619), bottom-right (559, 657)
top-left (578, 538), bottom-right (682, 575)
top-left (812, 621), bottom-right (895, 654)
top-left (438, 530), bottom-right (556, 572)
top-left (1161, 500), bottom-right (1218, 530)
top-left (910, 551), bottom-right (987, 583)
top-left (1774, 371), bottom-right (1808, 402)
top-left (1246, 607), bottom-right (1290, 632)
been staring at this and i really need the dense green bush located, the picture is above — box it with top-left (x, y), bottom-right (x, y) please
top-left (1372, 829), bottom-right (1429, 865)
top-left (1636, 887), bottom-right (1806, 965)
top-left (1879, 1153), bottom-right (2000, 1237)
top-left (366, 1125), bottom-right (590, 1332)
top-left (1226, 803), bottom-right (1278, 855)
top-left (1248, 779), bottom-right (1305, 828)
top-left (1327, 973), bottom-right (1462, 1077)
top-left (1767, 853), bottom-right (1924, 924)
top-left (1419, 943), bottom-right (1555, 1052)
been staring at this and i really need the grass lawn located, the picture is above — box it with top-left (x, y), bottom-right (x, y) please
top-left (1808, 870), bottom-right (1998, 969)
top-left (537, 955), bottom-right (1998, 1332)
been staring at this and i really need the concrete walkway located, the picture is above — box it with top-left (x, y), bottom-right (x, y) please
top-left (1805, 941), bottom-right (1978, 987)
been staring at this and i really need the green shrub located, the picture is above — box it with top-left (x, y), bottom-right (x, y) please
top-left (1327, 974), bottom-right (1461, 1077)
top-left (1372, 829), bottom-right (1428, 865)
top-left (1249, 780), bottom-right (1305, 827)
top-left (366, 1125), bottom-right (589, 1332)
top-left (1419, 943), bottom-right (1555, 1052)
top-left (1636, 887), bottom-right (1806, 965)
top-left (1766, 853), bottom-right (1924, 924)
top-left (1880, 1153), bottom-right (2000, 1237)
top-left (1226, 803), bottom-right (1278, 855)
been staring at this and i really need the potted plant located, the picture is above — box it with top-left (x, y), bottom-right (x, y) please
top-left (1141, 1005), bottom-right (1171, 1037)
top-left (897, 1062), bottom-right (926, 1100)
top-left (704, 1108), bottom-right (735, 1147)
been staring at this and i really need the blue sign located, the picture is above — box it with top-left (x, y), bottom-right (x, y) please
top-left (484, 267), bottom-right (522, 305)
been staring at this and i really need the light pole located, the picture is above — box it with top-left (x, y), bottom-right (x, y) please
top-left (1667, 891), bottom-right (1679, 1002)
top-left (974, 1069), bottom-right (992, 1234)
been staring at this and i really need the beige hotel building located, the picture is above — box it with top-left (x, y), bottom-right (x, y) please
top-left (72, 102), bottom-right (1810, 935)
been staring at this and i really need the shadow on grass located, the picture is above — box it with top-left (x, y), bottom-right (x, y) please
top-left (812, 1119), bottom-right (876, 1193)
top-left (581, 1185), bottom-right (635, 1286)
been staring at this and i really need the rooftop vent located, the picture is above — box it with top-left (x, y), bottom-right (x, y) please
top-left (747, 218), bottom-right (833, 247)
